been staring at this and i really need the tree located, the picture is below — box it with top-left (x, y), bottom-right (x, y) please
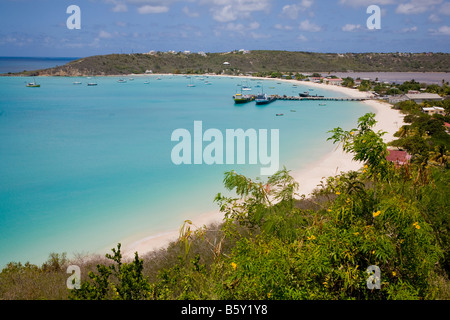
top-left (69, 244), bottom-right (152, 300)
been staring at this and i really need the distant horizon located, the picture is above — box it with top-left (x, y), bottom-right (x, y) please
top-left (1, 49), bottom-right (450, 60)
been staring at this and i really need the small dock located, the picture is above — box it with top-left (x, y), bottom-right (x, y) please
top-left (273, 95), bottom-right (369, 101)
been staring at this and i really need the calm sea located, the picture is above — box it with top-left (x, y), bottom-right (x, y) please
top-left (0, 57), bottom-right (79, 74)
top-left (0, 74), bottom-right (374, 267)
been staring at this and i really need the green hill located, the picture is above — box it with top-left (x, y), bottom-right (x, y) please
top-left (11, 50), bottom-right (450, 77)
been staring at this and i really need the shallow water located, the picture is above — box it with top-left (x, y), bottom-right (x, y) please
top-left (0, 75), bottom-right (373, 266)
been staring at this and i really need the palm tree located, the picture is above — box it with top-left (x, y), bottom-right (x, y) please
top-left (429, 144), bottom-right (448, 167)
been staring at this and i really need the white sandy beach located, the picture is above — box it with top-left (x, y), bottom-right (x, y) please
top-left (121, 77), bottom-right (405, 260)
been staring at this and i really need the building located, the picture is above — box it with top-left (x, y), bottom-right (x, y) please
top-left (386, 149), bottom-right (411, 166)
top-left (404, 93), bottom-right (443, 104)
top-left (388, 95), bottom-right (409, 104)
top-left (422, 106), bottom-right (446, 116)
top-left (324, 78), bottom-right (343, 86)
top-left (444, 122), bottom-right (450, 134)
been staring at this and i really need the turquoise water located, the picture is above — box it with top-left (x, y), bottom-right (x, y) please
top-left (0, 75), bottom-right (373, 267)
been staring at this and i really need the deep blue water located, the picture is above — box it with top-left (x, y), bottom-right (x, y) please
top-left (0, 57), bottom-right (79, 74)
top-left (0, 74), bottom-right (373, 267)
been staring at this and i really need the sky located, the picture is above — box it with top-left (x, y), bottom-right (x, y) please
top-left (0, 0), bottom-right (449, 57)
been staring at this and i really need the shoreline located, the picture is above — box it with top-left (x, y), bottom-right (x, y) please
top-left (121, 77), bottom-right (405, 260)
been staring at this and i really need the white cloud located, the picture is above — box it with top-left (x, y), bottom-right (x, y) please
top-left (429, 25), bottom-right (450, 35)
top-left (299, 20), bottom-right (321, 32)
top-left (206, 0), bottom-right (271, 22)
top-left (400, 26), bottom-right (418, 33)
top-left (281, 0), bottom-right (314, 19)
top-left (428, 13), bottom-right (441, 23)
top-left (115, 21), bottom-right (127, 27)
top-left (342, 24), bottom-right (362, 32)
top-left (138, 5), bottom-right (169, 14)
top-left (275, 24), bottom-right (294, 30)
top-left (112, 3), bottom-right (128, 12)
top-left (395, 0), bottom-right (443, 15)
top-left (213, 5), bottom-right (237, 22)
top-left (99, 30), bottom-right (113, 39)
top-left (250, 32), bottom-right (270, 39)
top-left (222, 21), bottom-right (260, 33)
top-left (182, 6), bottom-right (200, 18)
top-left (297, 34), bottom-right (308, 42)
top-left (339, 0), bottom-right (396, 7)
top-left (440, 2), bottom-right (450, 15)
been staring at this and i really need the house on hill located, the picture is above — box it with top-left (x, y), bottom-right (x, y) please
top-left (386, 149), bottom-right (411, 166)
top-left (422, 106), bottom-right (446, 116)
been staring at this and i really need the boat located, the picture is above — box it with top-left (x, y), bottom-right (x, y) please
top-left (233, 93), bottom-right (255, 104)
top-left (299, 92), bottom-right (324, 98)
top-left (255, 93), bottom-right (276, 105)
top-left (276, 113), bottom-right (284, 116)
top-left (73, 81), bottom-right (82, 85)
top-left (242, 86), bottom-right (252, 91)
top-left (319, 103), bottom-right (326, 106)
top-left (26, 78), bottom-right (40, 87)
top-left (117, 79), bottom-right (127, 83)
top-left (187, 78), bottom-right (195, 87)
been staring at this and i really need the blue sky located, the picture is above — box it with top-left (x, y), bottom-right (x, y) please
top-left (0, 0), bottom-right (449, 57)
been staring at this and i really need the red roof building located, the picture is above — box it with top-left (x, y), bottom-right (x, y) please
top-left (386, 150), bottom-right (411, 166)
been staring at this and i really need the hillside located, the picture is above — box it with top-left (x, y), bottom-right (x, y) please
top-left (10, 50), bottom-right (450, 77)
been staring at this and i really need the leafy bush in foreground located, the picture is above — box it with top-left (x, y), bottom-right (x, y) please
top-left (64, 113), bottom-right (448, 300)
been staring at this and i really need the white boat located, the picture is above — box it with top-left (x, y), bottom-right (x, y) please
top-left (26, 77), bottom-right (40, 87)
top-left (73, 81), bottom-right (82, 85)
top-left (117, 79), bottom-right (127, 83)
top-left (187, 78), bottom-right (195, 87)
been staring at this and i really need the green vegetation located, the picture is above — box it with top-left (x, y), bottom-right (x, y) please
top-left (1, 111), bottom-right (448, 300)
top-left (6, 50), bottom-right (449, 77)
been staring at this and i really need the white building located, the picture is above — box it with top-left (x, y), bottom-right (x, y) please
top-left (404, 93), bottom-right (443, 104)
top-left (422, 106), bottom-right (446, 116)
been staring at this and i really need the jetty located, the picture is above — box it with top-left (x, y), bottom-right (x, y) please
top-left (273, 95), bottom-right (369, 101)
top-left (232, 93), bottom-right (370, 103)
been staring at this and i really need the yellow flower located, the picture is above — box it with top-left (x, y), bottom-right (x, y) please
top-left (231, 262), bottom-right (237, 270)
top-left (307, 235), bottom-right (316, 241)
top-left (372, 250), bottom-right (375, 254)
top-left (363, 140), bottom-right (366, 143)
top-left (267, 293), bottom-right (272, 298)
top-left (354, 232), bottom-right (359, 236)
top-left (364, 165), bottom-right (368, 169)
top-left (413, 222), bottom-right (421, 229)
top-left (350, 131), bottom-right (354, 135)
top-left (373, 210), bottom-right (381, 218)
top-left (346, 198), bottom-right (351, 203)
top-left (327, 209), bottom-right (332, 212)
top-left (336, 191), bottom-right (341, 195)
top-left (392, 271), bottom-right (396, 276)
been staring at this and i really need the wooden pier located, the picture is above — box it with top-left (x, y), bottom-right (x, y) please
top-left (273, 95), bottom-right (369, 101)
